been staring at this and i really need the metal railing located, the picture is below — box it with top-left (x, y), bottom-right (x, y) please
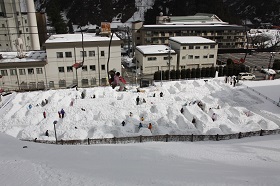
top-left (22, 129), bottom-right (280, 145)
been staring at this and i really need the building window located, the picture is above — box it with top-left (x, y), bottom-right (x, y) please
top-left (2, 24), bottom-right (5, 28)
top-left (27, 68), bottom-right (34, 74)
top-left (101, 64), bottom-right (105, 70)
top-left (195, 56), bottom-right (200, 59)
top-left (182, 46), bottom-right (186, 50)
top-left (82, 79), bottom-right (89, 86)
top-left (59, 80), bottom-right (66, 87)
top-left (101, 51), bottom-right (105, 56)
top-left (137, 37), bottom-right (140, 40)
top-left (26, 28), bottom-right (28, 32)
top-left (203, 55), bottom-right (208, 59)
top-left (188, 55), bottom-right (193, 59)
top-left (182, 56), bottom-right (186, 59)
top-left (58, 67), bottom-right (64, 73)
top-left (80, 51), bottom-right (87, 57)
top-left (164, 56), bottom-right (172, 60)
top-left (49, 81), bottom-right (54, 88)
top-left (65, 52), bottom-right (72, 58)
top-left (147, 57), bottom-right (157, 61)
top-left (89, 51), bottom-right (95, 57)
top-left (56, 52), bottom-right (63, 58)
top-left (6, 44), bottom-right (8, 46)
top-left (27, 36), bottom-right (29, 40)
top-left (209, 54), bottom-right (214, 58)
top-left (1, 70), bottom-right (8, 76)
top-left (67, 66), bottom-right (73, 72)
top-left (90, 65), bottom-right (96, 71)
top-left (25, 19), bottom-right (27, 24)
top-left (36, 68), bottom-right (43, 74)
top-left (210, 45), bottom-right (215, 49)
top-left (195, 46), bottom-right (200, 49)
top-left (204, 46), bottom-right (209, 49)
top-left (10, 69), bottom-right (17, 75)
top-left (82, 66), bottom-right (88, 71)
top-left (19, 69), bottom-right (25, 75)
top-left (189, 46), bottom-right (194, 49)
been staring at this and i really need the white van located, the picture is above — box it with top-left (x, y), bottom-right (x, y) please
top-left (238, 73), bottom-right (256, 80)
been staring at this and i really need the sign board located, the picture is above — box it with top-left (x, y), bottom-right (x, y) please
top-left (101, 22), bottom-right (111, 33)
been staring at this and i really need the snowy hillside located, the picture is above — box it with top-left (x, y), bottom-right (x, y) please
top-left (0, 78), bottom-right (279, 142)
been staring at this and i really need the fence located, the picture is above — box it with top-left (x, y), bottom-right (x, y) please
top-left (243, 85), bottom-right (280, 107)
top-left (22, 129), bottom-right (280, 145)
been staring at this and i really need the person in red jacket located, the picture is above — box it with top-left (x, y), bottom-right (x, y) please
top-left (43, 111), bottom-right (46, 118)
top-left (148, 123), bottom-right (152, 131)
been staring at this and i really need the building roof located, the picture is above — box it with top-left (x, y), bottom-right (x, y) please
top-left (136, 45), bottom-right (176, 55)
top-left (45, 33), bottom-right (120, 44)
top-left (169, 36), bottom-right (216, 44)
top-left (143, 24), bottom-right (243, 29)
top-left (0, 51), bottom-right (46, 64)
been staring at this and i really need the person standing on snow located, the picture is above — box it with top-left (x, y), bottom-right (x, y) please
top-left (43, 111), bottom-right (46, 118)
top-left (212, 113), bottom-right (217, 122)
top-left (122, 121), bottom-right (126, 126)
top-left (160, 92), bottom-right (163, 97)
top-left (180, 108), bottom-right (184, 114)
top-left (61, 109), bottom-right (65, 118)
top-left (148, 123), bottom-right (152, 132)
top-left (113, 72), bottom-right (126, 91)
top-left (136, 96), bottom-right (140, 105)
top-left (45, 130), bottom-right (49, 137)
top-left (109, 68), bottom-right (116, 87)
top-left (138, 122), bottom-right (143, 129)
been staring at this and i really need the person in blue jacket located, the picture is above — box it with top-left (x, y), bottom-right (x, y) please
top-left (61, 109), bottom-right (65, 118)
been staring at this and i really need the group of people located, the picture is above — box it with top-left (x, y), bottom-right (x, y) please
top-left (138, 122), bottom-right (153, 132)
top-left (109, 69), bottom-right (127, 91)
top-left (225, 75), bottom-right (237, 87)
top-left (58, 108), bottom-right (65, 118)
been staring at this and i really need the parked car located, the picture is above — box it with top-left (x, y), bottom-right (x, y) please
top-left (238, 72), bottom-right (256, 80)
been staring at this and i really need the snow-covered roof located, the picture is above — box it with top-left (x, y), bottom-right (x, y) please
top-left (45, 33), bottom-right (120, 44)
top-left (169, 36), bottom-right (216, 44)
top-left (143, 24), bottom-right (243, 28)
top-left (0, 51), bottom-right (46, 63)
top-left (136, 45), bottom-right (176, 55)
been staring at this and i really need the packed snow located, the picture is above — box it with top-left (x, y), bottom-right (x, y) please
top-left (0, 78), bottom-right (279, 142)
top-left (1, 78), bottom-right (280, 186)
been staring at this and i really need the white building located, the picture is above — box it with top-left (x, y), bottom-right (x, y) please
top-left (0, 51), bottom-right (47, 91)
top-left (135, 45), bottom-right (177, 75)
top-left (0, 0), bottom-right (40, 51)
top-left (169, 36), bottom-right (218, 69)
top-left (0, 33), bottom-right (122, 91)
top-left (44, 33), bottom-right (122, 88)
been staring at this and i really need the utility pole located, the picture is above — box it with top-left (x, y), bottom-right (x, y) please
top-left (168, 44), bottom-right (171, 80)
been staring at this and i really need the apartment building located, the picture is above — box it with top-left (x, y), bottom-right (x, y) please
top-left (0, 51), bottom-right (47, 91)
top-left (132, 13), bottom-right (245, 49)
top-left (0, 0), bottom-right (40, 51)
top-left (169, 36), bottom-right (217, 69)
top-left (135, 45), bottom-right (177, 75)
top-left (0, 33), bottom-right (122, 91)
top-left (44, 33), bottom-right (122, 88)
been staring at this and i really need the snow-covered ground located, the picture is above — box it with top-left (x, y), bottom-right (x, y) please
top-left (1, 132), bottom-right (280, 186)
top-left (0, 78), bottom-right (280, 142)
top-left (1, 78), bottom-right (280, 185)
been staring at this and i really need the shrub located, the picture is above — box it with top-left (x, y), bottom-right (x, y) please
top-left (176, 70), bottom-right (181, 79)
top-left (181, 69), bottom-right (187, 79)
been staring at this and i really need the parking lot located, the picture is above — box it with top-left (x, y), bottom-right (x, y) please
top-left (218, 52), bottom-right (280, 80)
